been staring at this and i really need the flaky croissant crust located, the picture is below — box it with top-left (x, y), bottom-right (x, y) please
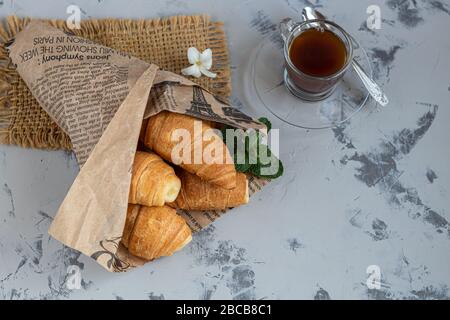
top-left (142, 111), bottom-right (237, 189)
top-left (129, 151), bottom-right (181, 207)
top-left (169, 169), bottom-right (249, 211)
top-left (122, 204), bottom-right (192, 261)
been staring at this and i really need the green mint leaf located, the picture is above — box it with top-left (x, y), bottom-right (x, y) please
top-left (235, 161), bottom-right (251, 172)
top-left (258, 117), bottom-right (272, 132)
top-left (233, 150), bottom-right (251, 172)
top-left (248, 143), bottom-right (284, 179)
top-left (221, 121), bottom-right (284, 179)
top-left (246, 129), bottom-right (259, 162)
top-left (248, 158), bottom-right (284, 179)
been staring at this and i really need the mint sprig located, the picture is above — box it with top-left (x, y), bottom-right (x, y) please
top-left (222, 118), bottom-right (283, 179)
top-left (247, 143), bottom-right (284, 179)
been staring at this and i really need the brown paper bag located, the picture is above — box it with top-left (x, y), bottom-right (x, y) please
top-left (8, 21), bottom-right (268, 272)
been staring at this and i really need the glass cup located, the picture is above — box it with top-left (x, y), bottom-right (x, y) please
top-left (279, 18), bottom-right (354, 101)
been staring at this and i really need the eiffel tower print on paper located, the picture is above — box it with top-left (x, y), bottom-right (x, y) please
top-left (212, 95), bottom-right (255, 125)
top-left (221, 106), bottom-right (254, 124)
top-left (186, 86), bottom-right (224, 121)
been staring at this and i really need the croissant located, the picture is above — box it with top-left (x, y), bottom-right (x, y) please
top-left (122, 204), bottom-right (192, 261)
top-left (142, 111), bottom-right (237, 189)
top-left (169, 169), bottom-right (249, 211)
top-left (129, 151), bottom-right (181, 207)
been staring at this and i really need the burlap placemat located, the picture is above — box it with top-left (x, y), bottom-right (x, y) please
top-left (0, 15), bottom-right (231, 150)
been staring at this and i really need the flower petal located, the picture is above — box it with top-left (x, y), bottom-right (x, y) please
top-left (187, 47), bottom-right (201, 65)
top-left (181, 64), bottom-right (202, 78)
top-left (200, 48), bottom-right (213, 69)
top-left (200, 66), bottom-right (217, 78)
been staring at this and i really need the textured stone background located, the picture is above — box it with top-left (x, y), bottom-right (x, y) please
top-left (0, 0), bottom-right (449, 299)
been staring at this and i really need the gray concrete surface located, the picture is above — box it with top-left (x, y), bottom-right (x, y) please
top-left (1, 0), bottom-right (449, 299)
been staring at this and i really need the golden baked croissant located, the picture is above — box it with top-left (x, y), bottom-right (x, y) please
top-left (142, 111), bottom-right (237, 189)
top-left (122, 204), bottom-right (192, 261)
top-left (129, 151), bottom-right (181, 207)
top-left (168, 169), bottom-right (249, 211)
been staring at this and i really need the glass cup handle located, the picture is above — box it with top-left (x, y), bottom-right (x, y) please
top-left (279, 18), bottom-right (295, 43)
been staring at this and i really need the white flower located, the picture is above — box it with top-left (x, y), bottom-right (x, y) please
top-left (181, 47), bottom-right (217, 78)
